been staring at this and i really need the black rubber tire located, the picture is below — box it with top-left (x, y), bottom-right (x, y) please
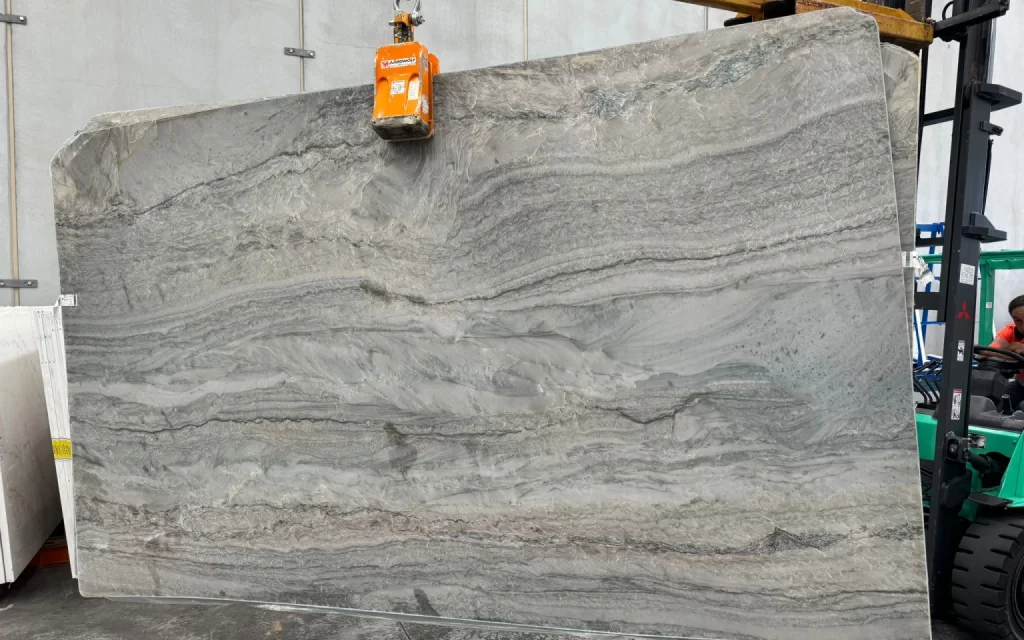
top-left (953, 515), bottom-right (1024, 639)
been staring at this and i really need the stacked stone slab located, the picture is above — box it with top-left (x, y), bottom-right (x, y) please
top-left (52, 10), bottom-right (928, 639)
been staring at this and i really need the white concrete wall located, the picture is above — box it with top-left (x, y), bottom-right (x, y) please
top-left (304, 0), bottom-right (529, 90)
top-left (0, 0), bottom-right (718, 308)
top-left (917, 1), bottom-right (1024, 353)
top-left (527, 0), bottom-right (705, 59)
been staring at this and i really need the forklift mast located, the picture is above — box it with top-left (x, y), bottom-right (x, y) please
top-left (916, 0), bottom-right (1021, 614)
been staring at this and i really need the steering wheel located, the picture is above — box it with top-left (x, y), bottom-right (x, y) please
top-left (974, 345), bottom-right (1024, 374)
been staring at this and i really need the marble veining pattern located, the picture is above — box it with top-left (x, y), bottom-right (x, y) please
top-left (880, 44), bottom-right (921, 326)
top-left (52, 10), bottom-right (929, 639)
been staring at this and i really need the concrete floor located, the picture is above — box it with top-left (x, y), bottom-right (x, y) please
top-left (0, 565), bottom-right (976, 639)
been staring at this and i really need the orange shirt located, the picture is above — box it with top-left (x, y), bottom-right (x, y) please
top-left (991, 323), bottom-right (1024, 381)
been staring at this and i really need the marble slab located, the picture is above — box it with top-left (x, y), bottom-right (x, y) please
top-left (0, 569), bottom-right (634, 640)
top-left (0, 307), bottom-right (63, 584)
top-left (34, 305), bottom-right (79, 577)
top-left (52, 9), bottom-right (929, 639)
top-left (880, 44), bottom-right (921, 327)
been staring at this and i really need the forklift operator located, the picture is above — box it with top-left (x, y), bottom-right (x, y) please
top-left (988, 294), bottom-right (1024, 407)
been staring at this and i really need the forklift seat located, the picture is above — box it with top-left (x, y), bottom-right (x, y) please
top-left (969, 395), bottom-right (1024, 432)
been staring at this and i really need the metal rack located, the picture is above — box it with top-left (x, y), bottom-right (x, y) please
top-left (915, 222), bottom-right (946, 363)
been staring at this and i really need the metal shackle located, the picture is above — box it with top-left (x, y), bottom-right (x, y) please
top-left (394, 0), bottom-right (422, 14)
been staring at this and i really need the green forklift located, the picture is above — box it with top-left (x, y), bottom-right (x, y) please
top-left (917, 355), bottom-right (1024, 637)
top-left (908, 0), bottom-right (1024, 633)
top-left (916, 250), bottom-right (1024, 637)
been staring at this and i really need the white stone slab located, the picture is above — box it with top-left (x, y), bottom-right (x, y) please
top-left (0, 307), bottom-right (62, 583)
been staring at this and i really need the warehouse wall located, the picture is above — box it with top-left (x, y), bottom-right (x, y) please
top-left (917, 0), bottom-right (1024, 354)
top-left (304, 0), bottom-right (527, 90)
top-left (0, 0), bottom-right (716, 307)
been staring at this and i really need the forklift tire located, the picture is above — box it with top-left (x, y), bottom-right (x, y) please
top-left (953, 515), bottom-right (1024, 638)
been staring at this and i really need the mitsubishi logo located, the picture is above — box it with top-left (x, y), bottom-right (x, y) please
top-left (957, 301), bottom-right (972, 320)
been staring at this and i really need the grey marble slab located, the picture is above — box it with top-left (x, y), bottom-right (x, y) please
top-left (52, 9), bottom-right (929, 640)
top-left (3, 566), bottom-right (587, 640)
top-left (880, 44), bottom-right (921, 327)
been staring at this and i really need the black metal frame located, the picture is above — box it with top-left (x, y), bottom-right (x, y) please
top-left (915, 0), bottom-right (1021, 613)
top-left (933, 0), bottom-right (1009, 40)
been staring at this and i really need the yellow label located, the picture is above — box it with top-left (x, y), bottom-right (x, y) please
top-left (52, 439), bottom-right (72, 460)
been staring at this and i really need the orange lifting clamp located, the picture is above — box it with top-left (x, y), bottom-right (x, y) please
top-left (372, 0), bottom-right (440, 141)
